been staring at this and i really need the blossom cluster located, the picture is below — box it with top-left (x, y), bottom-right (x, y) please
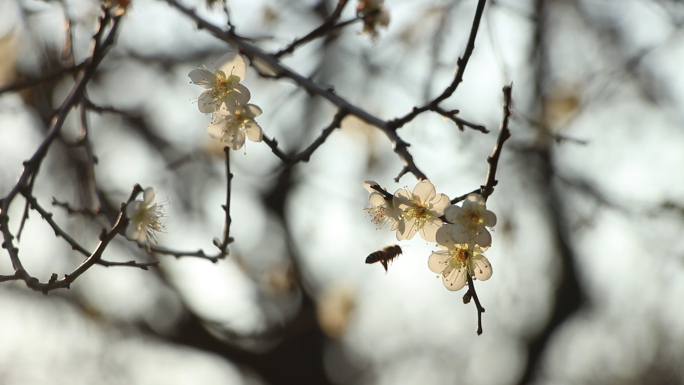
top-left (363, 180), bottom-right (496, 291)
top-left (189, 52), bottom-right (263, 150)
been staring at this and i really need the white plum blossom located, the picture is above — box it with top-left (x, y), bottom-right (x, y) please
top-left (429, 226), bottom-right (492, 291)
top-left (125, 187), bottom-right (168, 245)
top-left (363, 181), bottom-right (401, 230)
top-left (393, 180), bottom-right (450, 242)
top-left (207, 104), bottom-right (263, 150)
top-left (189, 52), bottom-right (251, 115)
top-left (445, 193), bottom-right (497, 248)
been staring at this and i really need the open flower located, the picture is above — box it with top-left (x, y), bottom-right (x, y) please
top-left (189, 52), bottom-right (251, 115)
top-left (363, 181), bottom-right (401, 230)
top-left (393, 180), bottom-right (450, 242)
top-left (125, 187), bottom-right (168, 245)
top-left (445, 193), bottom-right (497, 248)
top-left (429, 226), bottom-right (492, 291)
top-left (207, 104), bottom-right (263, 150)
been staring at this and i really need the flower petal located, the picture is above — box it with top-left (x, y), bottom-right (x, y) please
top-left (483, 210), bottom-right (497, 227)
top-left (444, 205), bottom-right (463, 223)
top-left (419, 218), bottom-right (442, 242)
top-left (396, 218), bottom-right (418, 240)
top-left (450, 223), bottom-right (474, 244)
top-left (369, 192), bottom-right (386, 206)
top-left (412, 180), bottom-right (436, 203)
top-left (428, 250), bottom-right (450, 273)
top-left (363, 181), bottom-right (380, 194)
top-left (126, 223), bottom-right (141, 242)
top-left (473, 230), bottom-right (492, 248)
top-left (126, 201), bottom-right (143, 219)
top-left (215, 52), bottom-right (247, 81)
top-left (435, 224), bottom-right (456, 248)
top-left (143, 188), bottom-right (156, 205)
top-left (243, 104), bottom-right (262, 118)
top-left (470, 255), bottom-right (492, 281)
top-left (244, 121), bottom-right (263, 142)
top-left (443, 264), bottom-right (468, 291)
top-left (229, 84), bottom-right (251, 106)
top-left (429, 193), bottom-right (450, 215)
top-left (463, 194), bottom-right (485, 209)
top-left (393, 188), bottom-right (413, 210)
top-left (207, 119), bottom-right (225, 140)
top-left (229, 129), bottom-right (246, 150)
top-left (198, 91), bottom-right (216, 113)
top-left (188, 69), bottom-right (214, 88)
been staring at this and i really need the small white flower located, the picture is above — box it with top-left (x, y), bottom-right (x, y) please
top-left (189, 52), bottom-right (251, 115)
top-left (445, 193), bottom-right (497, 248)
top-left (362, 181), bottom-right (401, 230)
top-left (393, 180), bottom-right (450, 242)
top-left (207, 104), bottom-right (263, 150)
top-left (125, 188), bottom-right (168, 244)
top-left (429, 226), bottom-right (492, 291)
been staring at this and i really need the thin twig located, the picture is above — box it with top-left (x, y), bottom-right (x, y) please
top-left (219, 147), bottom-right (234, 253)
top-left (433, 106), bottom-right (489, 133)
top-left (262, 110), bottom-right (347, 165)
top-left (148, 244), bottom-right (222, 263)
top-left (2, 186), bottom-right (140, 293)
top-left (467, 274), bottom-right (486, 335)
top-left (390, 0), bottom-right (488, 129)
top-left (275, 0), bottom-right (351, 58)
top-left (481, 84), bottom-right (513, 199)
top-left (0, 12), bottom-right (124, 291)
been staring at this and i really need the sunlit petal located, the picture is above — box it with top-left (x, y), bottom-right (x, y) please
top-left (188, 68), bottom-right (214, 88)
top-left (428, 250), bottom-right (450, 273)
top-left (430, 193), bottom-right (450, 215)
top-left (397, 219), bottom-right (418, 240)
top-left (443, 264), bottom-right (467, 291)
top-left (412, 180), bottom-right (436, 202)
top-left (464, 193), bottom-right (485, 209)
top-left (198, 91), bottom-right (216, 113)
top-left (393, 188), bottom-right (412, 210)
top-left (369, 192), bottom-right (386, 205)
top-left (207, 120), bottom-right (224, 139)
top-left (470, 255), bottom-right (492, 281)
top-left (419, 218), bottom-right (442, 242)
top-left (142, 188), bottom-right (156, 205)
top-left (363, 181), bottom-right (380, 193)
top-left (243, 104), bottom-right (262, 118)
top-left (230, 84), bottom-right (251, 106)
top-left (215, 52), bottom-right (247, 81)
top-left (244, 122), bottom-right (263, 142)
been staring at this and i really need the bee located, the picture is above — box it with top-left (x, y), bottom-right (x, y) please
top-left (365, 245), bottom-right (403, 272)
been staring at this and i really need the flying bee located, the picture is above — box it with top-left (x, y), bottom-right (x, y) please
top-left (365, 245), bottom-right (403, 272)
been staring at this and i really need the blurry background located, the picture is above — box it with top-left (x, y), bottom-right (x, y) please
top-left (1, 0), bottom-right (684, 384)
